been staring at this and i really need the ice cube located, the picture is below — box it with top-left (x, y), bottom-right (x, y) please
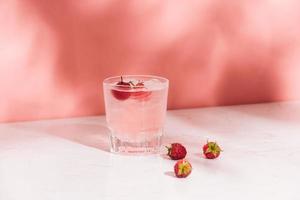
top-left (143, 79), bottom-right (162, 90)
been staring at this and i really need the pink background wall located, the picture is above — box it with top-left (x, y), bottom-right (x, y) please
top-left (1, 0), bottom-right (300, 122)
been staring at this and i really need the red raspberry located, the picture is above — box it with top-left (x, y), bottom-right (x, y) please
top-left (166, 143), bottom-right (187, 160)
top-left (203, 141), bottom-right (222, 159)
top-left (174, 159), bottom-right (192, 178)
top-left (111, 76), bottom-right (132, 100)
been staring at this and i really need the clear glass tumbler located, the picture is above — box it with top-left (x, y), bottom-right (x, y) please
top-left (103, 75), bottom-right (169, 154)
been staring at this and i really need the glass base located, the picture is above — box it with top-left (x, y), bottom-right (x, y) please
top-left (109, 134), bottom-right (162, 154)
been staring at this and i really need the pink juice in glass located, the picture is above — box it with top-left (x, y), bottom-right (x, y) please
top-left (103, 75), bottom-right (169, 154)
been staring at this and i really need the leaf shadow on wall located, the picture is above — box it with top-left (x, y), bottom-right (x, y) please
top-left (20, 0), bottom-right (292, 122)
top-left (146, 1), bottom-right (299, 132)
top-left (25, 0), bottom-right (142, 118)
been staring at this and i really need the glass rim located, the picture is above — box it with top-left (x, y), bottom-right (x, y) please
top-left (103, 75), bottom-right (169, 87)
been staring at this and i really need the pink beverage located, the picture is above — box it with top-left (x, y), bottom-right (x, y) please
top-left (103, 75), bottom-right (169, 154)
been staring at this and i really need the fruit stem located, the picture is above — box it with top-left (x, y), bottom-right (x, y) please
top-left (120, 76), bottom-right (123, 83)
top-left (165, 146), bottom-right (171, 154)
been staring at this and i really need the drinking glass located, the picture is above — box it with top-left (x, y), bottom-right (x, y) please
top-left (103, 75), bottom-right (169, 154)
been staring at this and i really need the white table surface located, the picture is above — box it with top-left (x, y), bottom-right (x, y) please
top-left (1, 101), bottom-right (300, 200)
